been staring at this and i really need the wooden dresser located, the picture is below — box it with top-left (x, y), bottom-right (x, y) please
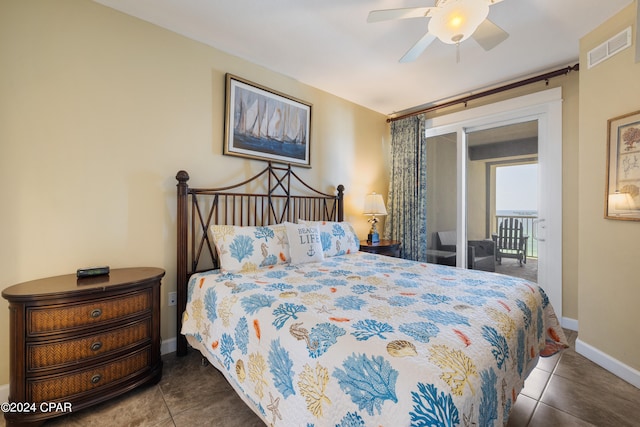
top-left (1, 267), bottom-right (164, 426)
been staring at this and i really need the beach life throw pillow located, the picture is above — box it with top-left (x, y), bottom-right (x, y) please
top-left (284, 222), bottom-right (324, 265)
top-left (298, 220), bottom-right (360, 257)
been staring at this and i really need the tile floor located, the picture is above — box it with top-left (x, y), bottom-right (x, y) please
top-left (3, 329), bottom-right (639, 426)
top-left (506, 329), bottom-right (640, 426)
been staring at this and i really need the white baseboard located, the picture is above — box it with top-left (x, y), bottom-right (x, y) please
top-left (0, 383), bottom-right (8, 404)
top-left (161, 337), bottom-right (177, 355)
top-left (561, 316), bottom-right (578, 331)
top-left (576, 338), bottom-right (640, 389)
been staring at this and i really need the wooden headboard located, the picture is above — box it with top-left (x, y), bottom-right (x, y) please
top-left (175, 163), bottom-right (344, 355)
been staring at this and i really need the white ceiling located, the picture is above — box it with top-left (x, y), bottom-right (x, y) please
top-left (93, 0), bottom-right (633, 116)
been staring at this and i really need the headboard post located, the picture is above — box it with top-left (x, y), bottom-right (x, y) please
top-left (337, 184), bottom-right (345, 221)
top-left (176, 170), bottom-right (190, 356)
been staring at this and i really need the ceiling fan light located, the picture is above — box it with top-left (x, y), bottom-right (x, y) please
top-left (428, 0), bottom-right (489, 44)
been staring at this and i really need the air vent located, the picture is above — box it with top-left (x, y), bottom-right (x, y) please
top-left (588, 27), bottom-right (632, 69)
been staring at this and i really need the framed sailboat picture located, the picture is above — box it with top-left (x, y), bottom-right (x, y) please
top-left (224, 74), bottom-right (312, 167)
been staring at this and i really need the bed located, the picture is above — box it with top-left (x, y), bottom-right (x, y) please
top-left (175, 163), bottom-right (567, 426)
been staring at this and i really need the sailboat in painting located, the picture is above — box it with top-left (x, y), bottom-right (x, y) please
top-left (232, 84), bottom-right (309, 162)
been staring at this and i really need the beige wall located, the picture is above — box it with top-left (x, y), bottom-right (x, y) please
top-left (578, 3), bottom-right (640, 373)
top-left (0, 0), bottom-right (389, 385)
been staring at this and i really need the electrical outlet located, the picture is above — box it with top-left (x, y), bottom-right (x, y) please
top-left (168, 292), bottom-right (177, 306)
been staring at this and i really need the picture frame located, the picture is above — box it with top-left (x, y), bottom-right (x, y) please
top-left (605, 109), bottom-right (640, 220)
top-left (224, 74), bottom-right (312, 167)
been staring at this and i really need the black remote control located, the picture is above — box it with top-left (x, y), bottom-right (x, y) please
top-left (77, 266), bottom-right (110, 278)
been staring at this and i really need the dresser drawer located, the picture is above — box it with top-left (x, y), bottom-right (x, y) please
top-left (27, 347), bottom-right (151, 402)
top-left (27, 289), bottom-right (151, 335)
top-left (27, 318), bottom-right (151, 371)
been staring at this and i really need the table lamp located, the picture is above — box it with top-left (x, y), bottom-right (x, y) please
top-left (363, 192), bottom-right (387, 243)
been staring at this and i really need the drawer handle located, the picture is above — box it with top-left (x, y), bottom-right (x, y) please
top-left (91, 374), bottom-right (102, 384)
top-left (90, 341), bottom-right (103, 352)
top-left (89, 308), bottom-right (102, 319)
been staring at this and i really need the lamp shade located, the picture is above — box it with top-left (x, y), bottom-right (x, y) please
top-left (363, 193), bottom-right (387, 216)
top-left (428, 0), bottom-right (489, 45)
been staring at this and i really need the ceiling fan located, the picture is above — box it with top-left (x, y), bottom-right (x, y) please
top-left (368, 0), bottom-right (509, 63)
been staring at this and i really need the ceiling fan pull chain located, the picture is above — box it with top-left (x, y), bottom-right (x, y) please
top-left (456, 42), bottom-right (460, 63)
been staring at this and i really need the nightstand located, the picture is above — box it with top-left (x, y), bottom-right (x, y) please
top-left (2, 267), bottom-right (164, 427)
top-left (360, 239), bottom-right (402, 258)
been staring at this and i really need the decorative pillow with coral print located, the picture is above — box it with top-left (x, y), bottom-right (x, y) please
top-left (284, 222), bottom-right (324, 265)
top-left (210, 224), bottom-right (290, 273)
top-left (298, 220), bottom-right (360, 257)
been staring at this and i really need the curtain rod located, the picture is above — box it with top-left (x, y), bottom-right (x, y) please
top-left (387, 63), bottom-right (579, 123)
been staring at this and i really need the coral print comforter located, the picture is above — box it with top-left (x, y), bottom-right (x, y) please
top-left (181, 252), bottom-right (566, 427)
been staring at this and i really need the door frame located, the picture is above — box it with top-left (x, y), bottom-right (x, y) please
top-left (424, 88), bottom-right (563, 320)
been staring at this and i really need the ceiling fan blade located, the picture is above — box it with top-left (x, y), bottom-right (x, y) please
top-left (472, 18), bottom-right (509, 51)
top-left (399, 32), bottom-right (437, 63)
top-left (367, 7), bottom-right (433, 23)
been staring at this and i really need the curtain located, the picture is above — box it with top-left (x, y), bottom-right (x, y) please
top-left (383, 115), bottom-right (428, 262)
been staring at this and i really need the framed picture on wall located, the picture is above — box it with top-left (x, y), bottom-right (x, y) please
top-left (605, 109), bottom-right (640, 220)
top-left (224, 74), bottom-right (312, 167)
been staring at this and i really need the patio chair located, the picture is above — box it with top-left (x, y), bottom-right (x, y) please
top-left (492, 218), bottom-right (529, 266)
top-left (435, 231), bottom-right (496, 272)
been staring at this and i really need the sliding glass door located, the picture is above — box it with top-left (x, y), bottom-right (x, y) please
top-left (422, 88), bottom-right (563, 320)
top-left (426, 132), bottom-right (459, 267)
top-left (425, 121), bottom-right (541, 282)
top-left (467, 122), bottom-right (539, 283)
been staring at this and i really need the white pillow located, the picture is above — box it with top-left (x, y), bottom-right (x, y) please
top-left (284, 222), bottom-right (324, 265)
top-left (298, 220), bottom-right (360, 257)
top-left (210, 224), bottom-right (290, 273)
